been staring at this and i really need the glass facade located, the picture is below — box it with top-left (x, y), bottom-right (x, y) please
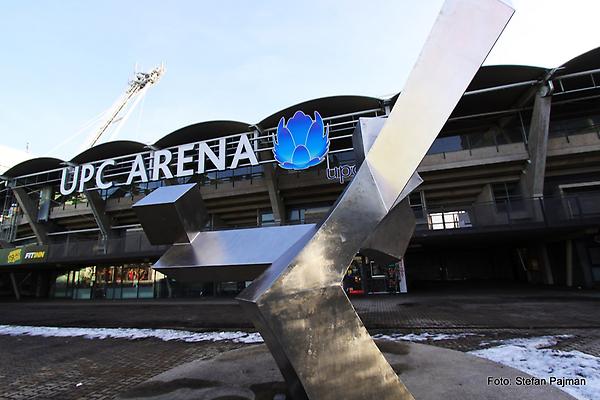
top-left (427, 118), bottom-right (525, 156)
top-left (50, 264), bottom-right (258, 299)
top-left (343, 256), bottom-right (406, 295)
top-left (549, 113), bottom-right (600, 140)
top-left (52, 264), bottom-right (166, 300)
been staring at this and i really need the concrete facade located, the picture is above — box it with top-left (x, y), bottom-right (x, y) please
top-left (1, 48), bottom-right (600, 299)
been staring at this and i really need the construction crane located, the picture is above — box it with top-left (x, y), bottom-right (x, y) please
top-left (82, 64), bottom-right (165, 149)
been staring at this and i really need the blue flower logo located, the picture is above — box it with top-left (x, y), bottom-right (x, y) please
top-left (273, 111), bottom-right (329, 170)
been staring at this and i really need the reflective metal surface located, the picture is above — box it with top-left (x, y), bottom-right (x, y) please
top-left (361, 199), bottom-right (415, 261)
top-left (237, 1), bottom-right (514, 399)
top-left (133, 1), bottom-right (513, 398)
top-left (154, 224), bottom-right (316, 282)
top-left (133, 183), bottom-right (208, 245)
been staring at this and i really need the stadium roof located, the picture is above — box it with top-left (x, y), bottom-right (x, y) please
top-left (154, 120), bottom-right (252, 149)
top-left (71, 140), bottom-right (147, 164)
top-left (258, 95), bottom-right (383, 129)
top-left (4, 47), bottom-right (599, 179)
top-left (3, 157), bottom-right (63, 178)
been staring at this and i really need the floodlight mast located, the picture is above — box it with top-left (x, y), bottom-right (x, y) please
top-left (84, 64), bottom-right (165, 149)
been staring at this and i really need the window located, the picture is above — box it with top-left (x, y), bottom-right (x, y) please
top-left (287, 206), bottom-right (331, 224)
top-left (409, 191), bottom-right (426, 220)
top-left (428, 210), bottom-right (470, 230)
top-left (427, 136), bottom-right (463, 154)
top-left (496, 126), bottom-right (525, 145)
top-left (260, 211), bottom-right (276, 226)
top-left (492, 182), bottom-right (522, 212)
top-left (408, 191), bottom-right (423, 207)
top-left (550, 113), bottom-right (600, 139)
top-left (287, 208), bottom-right (306, 224)
top-left (493, 182), bottom-right (521, 201)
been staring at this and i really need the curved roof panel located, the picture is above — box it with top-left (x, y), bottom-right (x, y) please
top-left (556, 46), bottom-right (600, 77)
top-left (3, 157), bottom-right (64, 178)
top-left (154, 120), bottom-right (252, 148)
top-left (258, 95), bottom-right (383, 129)
top-left (450, 64), bottom-right (548, 119)
top-left (388, 65), bottom-right (548, 116)
top-left (466, 65), bottom-right (547, 91)
top-left (71, 140), bottom-right (147, 164)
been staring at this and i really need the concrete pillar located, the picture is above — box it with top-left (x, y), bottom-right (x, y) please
top-left (263, 164), bottom-right (286, 225)
top-left (85, 190), bottom-right (115, 240)
top-left (566, 239), bottom-right (573, 287)
top-left (9, 273), bottom-right (20, 300)
top-left (37, 185), bottom-right (53, 222)
top-left (10, 187), bottom-right (49, 245)
top-left (520, 86), bottom-right (552, 199)
top-left (537, 243), bottom-right (554, 285)
top-left (575, 240), bottom-right (594, 288)
top-left (165, 277), bottom-right (173, 298)
top-left (360, 256), bottom-right (369, 294)
top-left (475, 184), bottom-right (494, 203)
top-left (35, 272), bottom-right (43, 298)
top-left (472, 184), bottom-right (496, 226)
top-left (516, 248), bottom-right (533, 283)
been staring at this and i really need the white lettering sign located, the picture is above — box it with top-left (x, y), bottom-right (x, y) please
top-left (59, 133), bottom-right (260, 195)
top-left (126, 154), bottom-right (149, 185)
top-left (326, 164), bottom-right (357, 184)
top-left (96, 159), bottom-right (116, 190)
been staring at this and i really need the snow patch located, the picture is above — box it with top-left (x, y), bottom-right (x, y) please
top-left (470, 336), bottom-right (600, 400)
top-left (373, 332), bottom-right (480, 342)
top-left (2, 326), bottom-right (598, 399)
top-left (0, 325), bottom-right (264, 344)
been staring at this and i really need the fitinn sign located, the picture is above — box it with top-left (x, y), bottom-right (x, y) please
top-left (59, 111), bottom-right (355, 196)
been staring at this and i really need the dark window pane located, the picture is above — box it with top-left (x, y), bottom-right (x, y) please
top-left (427, 136), bottom-right (463, 154)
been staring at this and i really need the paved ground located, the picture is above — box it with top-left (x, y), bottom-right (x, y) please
top-left (0, 284), bottom-right (598, 399)
top-left (0, 335), bottom-right (242, 400)
top-left (1, 284), bottom-right (599, 330)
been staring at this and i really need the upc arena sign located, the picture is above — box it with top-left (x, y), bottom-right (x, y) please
top-left (59, 110), bottom-right (355, 196)
top-left (60, 134), bottom-right (259, 196)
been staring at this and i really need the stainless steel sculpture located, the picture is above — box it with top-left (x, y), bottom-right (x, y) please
top-left (238, 1), bottom-right (513, 399)
top-left (135, 1), bottom-right (513, 399)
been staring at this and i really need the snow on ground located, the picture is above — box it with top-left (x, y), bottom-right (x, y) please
top-left (0, 325), bottom-right (479, 345)
top-left (470, 336), bottom-right (600, 400)
top-left (373, 332), bottom-right (600, 400)
top-left (0, 325), bottom-right (263, 344)
top-left (373, 332), bottom-right (480, 342)
top-left (1, 325), bottom-right (598, 399)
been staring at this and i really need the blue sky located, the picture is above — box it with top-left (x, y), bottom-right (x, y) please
top-left (1, 0), bottom-right (599, 160)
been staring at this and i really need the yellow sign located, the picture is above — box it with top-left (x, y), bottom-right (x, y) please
top-left (7, 249), bottom-right (22, 264)
top-left (1, 245), bottom-right (48, 266)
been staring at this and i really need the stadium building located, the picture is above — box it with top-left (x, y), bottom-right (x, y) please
top-left (1, 48), bottom-right (600, 300)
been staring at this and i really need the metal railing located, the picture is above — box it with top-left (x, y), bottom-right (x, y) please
top-left (47, 230), bottom-right (167, 263)
top-left (414, 192), bottom-right (600, 232)
top-left (426, 125), bottom-right (525, 156)
top-left (3, 192), bottom-right (598, 268)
